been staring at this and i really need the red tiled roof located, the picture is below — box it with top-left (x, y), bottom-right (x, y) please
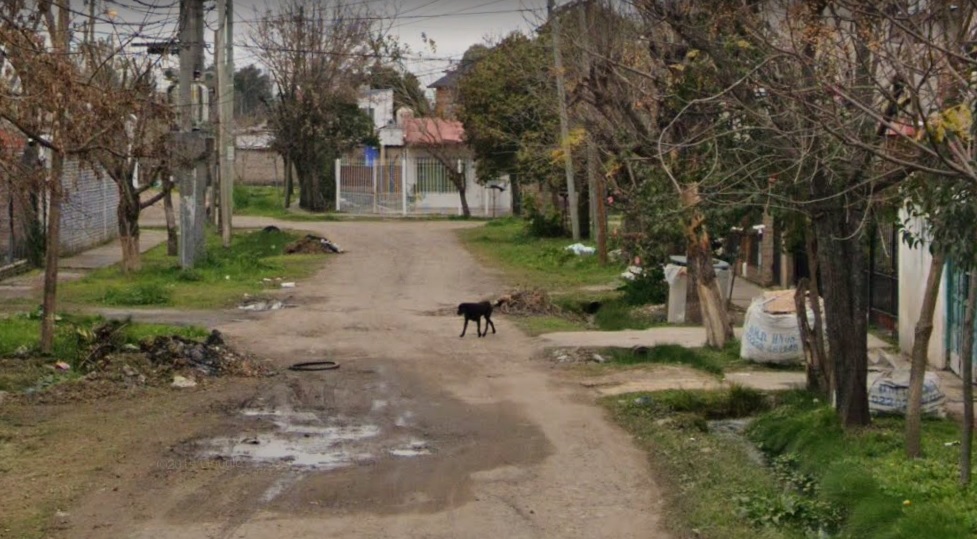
top-left (403, 117), bottom-right (465, 146)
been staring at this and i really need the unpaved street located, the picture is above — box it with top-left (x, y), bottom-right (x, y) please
top-left (58, 220), bottom-right (670, 539)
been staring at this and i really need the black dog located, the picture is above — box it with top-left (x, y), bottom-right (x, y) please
top-left (457, 301), bottom-right (496, 338)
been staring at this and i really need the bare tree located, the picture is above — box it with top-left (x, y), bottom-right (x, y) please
top-left (250, 0), bottom-right (378, 212)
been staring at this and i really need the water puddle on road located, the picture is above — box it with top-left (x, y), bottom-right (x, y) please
top-left (200, 408), bottom-right (431, 471)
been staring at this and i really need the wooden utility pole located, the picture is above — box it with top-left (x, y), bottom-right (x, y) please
top-left (216, 0), bottom-right (234, 247)
top-left (548, 0), bottom-right (580, 241)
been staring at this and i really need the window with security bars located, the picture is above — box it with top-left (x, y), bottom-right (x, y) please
top-left (415, 157), bottom-right (459, 193)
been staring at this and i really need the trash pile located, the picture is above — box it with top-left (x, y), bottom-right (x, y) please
top-left (141, 330), bottom-right (274, 378)
top-left (285, 234), bottom-right (343, 255)
top-left (495, 288), bottom-right (564, 316)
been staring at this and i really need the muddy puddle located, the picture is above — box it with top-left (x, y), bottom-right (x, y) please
top-left (201, 407), bottom-right (430, 470)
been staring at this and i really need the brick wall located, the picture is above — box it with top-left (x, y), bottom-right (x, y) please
top-left (234, 149), bottom-right (283, 186)
top-left (59, 159), bottom-right (119, 256)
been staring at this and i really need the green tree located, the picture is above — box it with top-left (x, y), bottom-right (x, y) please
top-left (457, 33), bottom-right (560, 215)
top-left (233, 64), bottom-right (272, 120)
top-left (367, 65), bottom-right (429, 116)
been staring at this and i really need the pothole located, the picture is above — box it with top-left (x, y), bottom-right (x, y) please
top-left (199, 408), bottom-right (431, 470)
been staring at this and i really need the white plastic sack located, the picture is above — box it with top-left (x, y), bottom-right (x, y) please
top-left (739, 297), bottom-right (810, 364)
top-left (565, 243), bottom-right (596, 256)
top-left (620, 265), bottom-right (644, 281)
top-left (869, 370), bottom-right (945, 417)
top-left (664, 264), bottom-right (685, 286)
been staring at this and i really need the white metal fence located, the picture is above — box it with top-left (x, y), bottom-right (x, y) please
top-left (335, 154), bottom-right (512, 217)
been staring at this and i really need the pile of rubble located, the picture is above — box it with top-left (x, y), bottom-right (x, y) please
top-left (141, 330), bottom-right (274, 378)
top-left (495, 288), bottom-right (565, 316)
top-left (285, 234), bottom-right (343, 255)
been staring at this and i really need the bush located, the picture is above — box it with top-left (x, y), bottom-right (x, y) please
top-left (102, 283), bottom-right (172, 306)
top-left (522, 193), bottom-right (566, 238)
top-left (617, 265), bottom-right (668, 305)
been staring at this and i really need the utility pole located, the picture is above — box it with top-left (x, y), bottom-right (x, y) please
top-left (548, 0), bottom-right (580, 241)
top-left (216, 0), bottom-right (234, 247)
top-left (176, 0), bottom-right (208, 268)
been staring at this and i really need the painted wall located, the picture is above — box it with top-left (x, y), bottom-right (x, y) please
top-left (898, 213), bottom-right (948, 369)
top-left (59, 159), bottom-right (119, 256)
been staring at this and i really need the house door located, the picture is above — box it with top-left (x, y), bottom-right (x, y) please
top-left (945, 261), bottom-right (977, 381)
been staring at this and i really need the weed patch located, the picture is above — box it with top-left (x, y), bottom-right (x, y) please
top-left (60, 228), bottom-right (323, 309)
top-left (233, 185), bottom-right (337, 221)
top-left (605, 343), bottom-right (743, 375)
top-left (748, 405), bottom-right (977, 538)
top-left (457, 219), bottom-right (622, 291)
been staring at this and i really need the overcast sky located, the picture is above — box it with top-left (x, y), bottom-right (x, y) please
top-left (98, 0), bottom-right (547, 85)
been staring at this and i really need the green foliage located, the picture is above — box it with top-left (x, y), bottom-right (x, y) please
top-left (101, 283), bottom-right (172, 306)
top-left (617, 266), bottom-right (667, 305)
top-left (603, 389), bottom-right (796, 539)
top-left (456, 219), bottom-right (622, 290)
top-left (457, 32), bottom-right (560, 188)
top-left (749, 403), bottom-right (977, 538)
top-left (0, 313), bottom-right (206, 378)
top-left (234, 64), bottom-right (273, 119)
top-left (606, 343), bottom-right (742, 375)
top-left (60, 228), bottom-right (324, 309)
top-left (522, 193), bottom-right (566, 238)
top-left (367, 64), bottom-right (429, 115)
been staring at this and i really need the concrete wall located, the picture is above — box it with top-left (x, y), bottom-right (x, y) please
top-left (235, 148), bottom-right (283, 186)
top-left (898, 214), bottom-right (948, 369)
top-left (59, 159), bottom-right (119, 256)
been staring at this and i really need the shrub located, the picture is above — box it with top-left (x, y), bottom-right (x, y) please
top-left (617, 265), bottom-right (668, 305)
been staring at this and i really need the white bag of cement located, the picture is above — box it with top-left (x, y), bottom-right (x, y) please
top-left (565, 243), bottom-right (596, 256)
top-left (869, 370), bottom-right (946, 417)
top-left (739, 297), bottom-right (809, 364)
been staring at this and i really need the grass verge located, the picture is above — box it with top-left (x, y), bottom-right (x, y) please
top-left (605, 387), bottom-right (977, 538)
top-left (603, 342), bottom-right (744, 375)
top-left (0, 313), bottom-right (208, 391)
top-left (457, 218), bottom-right (623, 290)
top-left (233, 185), bottom-right (338, 221)
top-left (59, 227), bottom-right (324, 309)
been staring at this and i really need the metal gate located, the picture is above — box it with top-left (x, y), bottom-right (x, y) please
top-left (945, 261), bottom-right (977, 381)
top-left (335, 156), bottom-right (406, 215)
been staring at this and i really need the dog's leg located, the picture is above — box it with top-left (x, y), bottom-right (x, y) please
top-left (486, 315), bottom-right (496, 335)
top-left (477, 317), bottom-right (483, 338)
top-left (460, 318), bottom-right (469, 338)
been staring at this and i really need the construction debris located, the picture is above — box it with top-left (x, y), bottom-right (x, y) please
top-left (171, 375), bottom-right (198, 389)
top-left (141, 330), bottom-right (274, 378)
top-left (238, 296), bottom-right (292, 312)
top-left (285, 234), bottom-right (343, 255)
top-left (495, 288), bottom-right (564, 316)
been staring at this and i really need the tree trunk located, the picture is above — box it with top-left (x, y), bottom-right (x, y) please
top-left (40, 150), bottom-right (64, 354)
top-left (117, 188), bottom-right (141, 273)
top-left (510, 175), bottom-right (521, 216)
top-left (906, 251), bottom-right (945, 459)
top-left (815, 209), bottom-right (870, 427)
top-left (961, 267), bottom-right (976, 486)
top-left (283, 156), bottom-right (294, 209)
top-left (796, 279), bottom-right (829, 394)
top-left (459, 186), bottom-right (471, 218)
top-left (163, 181), bottom-right (178, 257)
top-left (682, 185), bottom-right (733, 348)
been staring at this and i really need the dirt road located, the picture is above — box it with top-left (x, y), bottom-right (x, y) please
top-left (59, 219), bottom-right (671, 539)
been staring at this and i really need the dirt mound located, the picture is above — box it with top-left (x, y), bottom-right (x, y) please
top-left (285, 234), bottom-right (343, 255)
top-left (495, 288), bottom-right (564, 316)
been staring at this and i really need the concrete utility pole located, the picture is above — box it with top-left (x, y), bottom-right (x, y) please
top-left (548, 0), bottom-right (580, 241)
top-left (176, 0), bottom-right (208, 268)
top-left (216, 0), bottom-right (234, 247)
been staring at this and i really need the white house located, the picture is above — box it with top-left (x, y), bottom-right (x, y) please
top-left (357, 87), bottom-right (395, 131)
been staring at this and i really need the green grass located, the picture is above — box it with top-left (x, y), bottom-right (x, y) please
top-left (60, 228), bottom-right (324, 309)
top-left (0, 314), bottom-right (208, 391)
top-left (607, 389), bottom-right (977, 538)
top-left (604, 342), bottom-right (745, 375)
top-left (603, 387), bottom-right (797, 539)
top-left (511, 315), bottom-right (586, 336)
top-left (748, 403), bottom-right (977, 538)
top-left (233, 185), bottom-right (338, 221)
top-left (457, 218), bottom-right (623, 290)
